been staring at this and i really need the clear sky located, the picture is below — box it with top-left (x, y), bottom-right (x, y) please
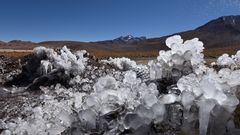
top-left (0, 0), bottom-right (240, 42)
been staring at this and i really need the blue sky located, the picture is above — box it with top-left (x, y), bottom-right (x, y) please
top-left (0, 0), bottom-right (240, 42)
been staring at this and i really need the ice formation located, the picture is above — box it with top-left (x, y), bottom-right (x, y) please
top-left (217, 50), bottom-right (240, 69)
top-left (149, 35), bottom-right (204, 80)
top-left (101, 57), bottom-right (137, 70)
top-left (34, 46), bottom-right (88, 76)
top-left (1, 35), bottom-right (240, 135)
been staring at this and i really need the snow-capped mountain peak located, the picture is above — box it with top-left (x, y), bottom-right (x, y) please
top-left (114, 35), bottom-right (146, 43)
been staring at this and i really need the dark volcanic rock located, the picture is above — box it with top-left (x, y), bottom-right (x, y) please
top-left (27, 68), bottom-right (71, 91)
top-left (4, 53), bottom-right (47, 87)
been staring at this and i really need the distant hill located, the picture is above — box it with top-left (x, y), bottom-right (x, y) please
top-left (1, 15), bottom-right (240, 58)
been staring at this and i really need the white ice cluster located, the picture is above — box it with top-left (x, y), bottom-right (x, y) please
top-left (34, 46), bottom-right (88, 76)
top-left (150, 35), bottom-right (240, 135)
top-left (177, 69), bottom-right (240, 135)
top-left (1, 35), bottom-right (240, 135)
top-left (101, 57), bottom-right (137, 70)
top-left (1, 85), bottom-right (76, 135)
top-left (217, 50), bottom-right (240, 69)
top-left (80, 72), bottom-right (166, 133)
top-left (149, 35), bottom-right (205, 80)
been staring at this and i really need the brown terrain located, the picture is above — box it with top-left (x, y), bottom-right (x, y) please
top-left (0, 15), bottom-right (240, 59)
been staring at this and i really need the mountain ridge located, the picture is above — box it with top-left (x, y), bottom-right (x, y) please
top-left (1, 15), bottom-right (240, 58)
